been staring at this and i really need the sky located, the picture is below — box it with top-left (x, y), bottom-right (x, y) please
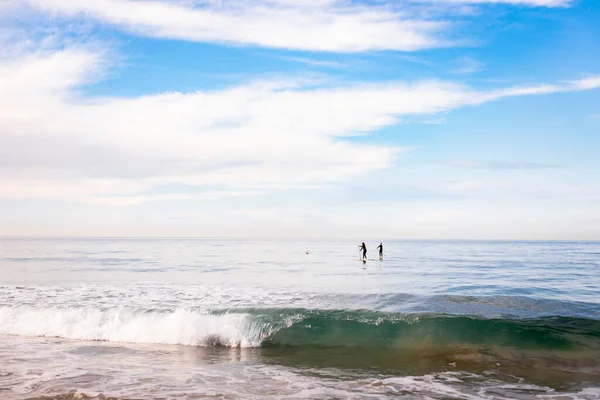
top-left (0, 0), bottom-right (599, 240)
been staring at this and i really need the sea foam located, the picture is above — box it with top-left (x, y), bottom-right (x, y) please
top-left (0, 306), bottom-right (268, 347)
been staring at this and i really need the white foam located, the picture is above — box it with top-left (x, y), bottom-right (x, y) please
top-left (0, 306), bottom-right (269, 347)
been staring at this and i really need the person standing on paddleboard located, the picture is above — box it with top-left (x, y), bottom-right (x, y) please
top-left (377, 243), bottom-right (383, 259)
top-left (359, 242), bottom-right (367, 261)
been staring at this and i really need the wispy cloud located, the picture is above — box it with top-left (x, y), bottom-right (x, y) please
top-left (280, 56), bottom-right (348, 69)
top-left (421, 117), bottom-right (447, 124)
top-left (444, 160), bottom-right (563, 170)
top-left (438, 180), bottom-right (600, 201)
top-left (394, 54), bottom-right (435, 68)
top-left (478, 76), bottom-right (600, 102)
top-left (452, 56), bottom-right (484, 75)
top-left (1, 42), bottom-right (599, 205)
top-left (416, 0), bottom-right (571, 6)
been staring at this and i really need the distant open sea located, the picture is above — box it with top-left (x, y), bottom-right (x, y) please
top-left (1, 238), bottom-right (599, 399)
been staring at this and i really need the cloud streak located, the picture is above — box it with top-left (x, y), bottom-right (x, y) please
top-left (427, 0), bottom-right (571, 6)
top-left (14, 0), bottom-right (447, 52)
top-left (280, 56), bottom-right (348, 69)
top-left (444, 160), bottom-right (563, 170)
top-left (9, 0), bottom-right (572, 53)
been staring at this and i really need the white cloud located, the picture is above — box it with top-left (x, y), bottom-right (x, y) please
top-left (14, 0), bottom-right (447, 52)
top-left (2, 0), bottom-right (573, 55)
top-left (1, 43), bottom-right (600, 206)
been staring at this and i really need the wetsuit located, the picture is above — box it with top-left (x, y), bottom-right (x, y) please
top-left (360, 243), bottom-right (367, 260)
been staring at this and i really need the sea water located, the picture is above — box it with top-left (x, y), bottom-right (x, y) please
top-left (0, 238), bottom-right (599, 399)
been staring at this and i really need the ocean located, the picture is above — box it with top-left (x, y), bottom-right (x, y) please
top-left (0, 238), bottom-right (599, 399)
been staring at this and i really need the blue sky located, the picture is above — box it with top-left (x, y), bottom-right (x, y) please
top-left (0, 0), bottom-right (599, 239)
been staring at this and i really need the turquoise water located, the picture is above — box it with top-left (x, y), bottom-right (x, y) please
top-left (1, 238), bottom-right (599, 399)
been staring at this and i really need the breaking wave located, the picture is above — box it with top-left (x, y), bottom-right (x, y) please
top-left (1, 306), bottom-right (599, 351)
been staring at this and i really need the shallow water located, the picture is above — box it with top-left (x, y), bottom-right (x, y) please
top-left (1, 238), bottom-right (599, 399)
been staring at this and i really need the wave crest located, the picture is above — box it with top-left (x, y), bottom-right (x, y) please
top-left (0, 306), bottom-right (271, 347)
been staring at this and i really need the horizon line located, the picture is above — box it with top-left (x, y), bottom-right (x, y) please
top-left (1, 235), bottom-right (599, 243)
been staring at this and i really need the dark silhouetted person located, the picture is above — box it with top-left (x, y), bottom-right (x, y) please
top-left (377, 243), bottom-right (383, 259)
top-left (359, 242), bottom-right (367, 261)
